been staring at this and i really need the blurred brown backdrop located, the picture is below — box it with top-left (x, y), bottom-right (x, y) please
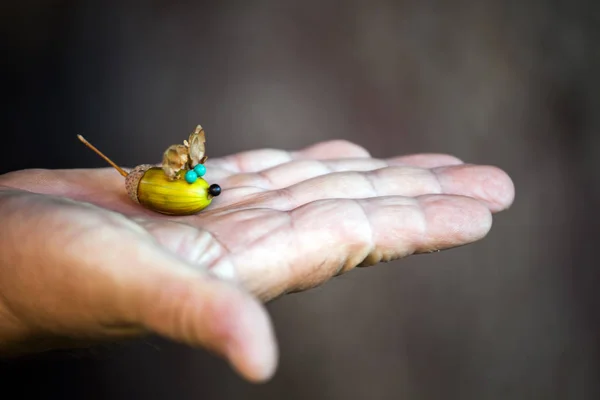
top-left (2, 1), bottom-right (600, 399)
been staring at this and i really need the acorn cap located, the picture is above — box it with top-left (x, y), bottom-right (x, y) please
top-left (125, 164), bottom-right (154, 203)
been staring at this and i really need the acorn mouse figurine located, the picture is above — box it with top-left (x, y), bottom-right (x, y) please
top-left (77, 125), bottom-right (221, 216)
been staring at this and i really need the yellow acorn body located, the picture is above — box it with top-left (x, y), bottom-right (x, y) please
top-left (125, 166), bottom-right (220, 216)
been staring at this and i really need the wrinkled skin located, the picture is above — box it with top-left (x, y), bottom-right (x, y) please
top-left (0, 140), bottom-right (514, 383)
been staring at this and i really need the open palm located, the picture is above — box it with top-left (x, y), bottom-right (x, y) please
top-left (0, 139), bottom-right (514, 382)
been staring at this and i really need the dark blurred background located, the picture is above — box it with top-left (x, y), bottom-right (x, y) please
top-left (2, 1), bottom-right (600, 399)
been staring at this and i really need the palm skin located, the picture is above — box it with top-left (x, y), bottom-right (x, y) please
top-left (0, 140), bottom-right (514, 382)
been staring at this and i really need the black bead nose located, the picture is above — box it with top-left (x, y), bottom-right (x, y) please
top-left (208, 184), bottom-right (221, 197)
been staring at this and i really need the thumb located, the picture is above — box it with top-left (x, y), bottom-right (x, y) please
top-left (130, 251), bottom-right (279, 382)
top-left (0, 192), bottom-right (278, 382)
top-left (122, 244), bottom-right (279, 383)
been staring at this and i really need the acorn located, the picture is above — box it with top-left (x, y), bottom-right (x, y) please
top-left (77, 126), bottom-right (221, 216)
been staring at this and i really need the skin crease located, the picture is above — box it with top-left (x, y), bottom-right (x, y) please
top-left (0, 140), bottom-right (514, 383)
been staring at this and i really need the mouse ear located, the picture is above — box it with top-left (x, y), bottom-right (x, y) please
top-left (188, 125), bottom-right (206, 167)
top-left (161, 144), bottom-right (189, 179)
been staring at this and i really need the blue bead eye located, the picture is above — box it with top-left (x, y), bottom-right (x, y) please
top-left (194, 163), bottom-right (206, 177)
top-left (185, 170), bottom-right (198, 183)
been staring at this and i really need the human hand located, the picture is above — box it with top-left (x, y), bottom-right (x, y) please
top-left (0, 140), bottom-right (514, 382)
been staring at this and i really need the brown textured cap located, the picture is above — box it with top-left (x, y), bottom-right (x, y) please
top-left (124, 164), bottom-right (153, 203)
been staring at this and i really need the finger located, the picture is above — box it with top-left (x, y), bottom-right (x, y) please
top-left (251, 164), bottom-right (514, 213)
top-left (294, 139), bottom-right (371, 159)
top-left (208, 139), bottom-right (371, 174)
top-left (227, 195), bottom-right (492, 300)
top-left (221, 154), bottom-right (463, 191)
top-left (391, 153), bottom-right (463, 168)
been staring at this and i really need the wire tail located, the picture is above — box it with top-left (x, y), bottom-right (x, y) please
top-left (77, 135), bottom-right (128, 177)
